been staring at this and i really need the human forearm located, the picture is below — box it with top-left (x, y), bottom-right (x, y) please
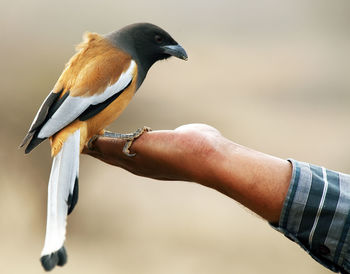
top-left (196, 139), bottom-right (292, 223)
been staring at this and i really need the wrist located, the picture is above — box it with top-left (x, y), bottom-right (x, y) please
top-left (185, 134), bottom-right (232, 189)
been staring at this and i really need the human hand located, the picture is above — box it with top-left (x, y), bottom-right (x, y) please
top-left (83, 123), bottom-right (224, 184)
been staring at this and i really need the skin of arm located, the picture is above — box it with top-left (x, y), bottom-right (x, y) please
top-left (83, 123), bottom-right (292, 223)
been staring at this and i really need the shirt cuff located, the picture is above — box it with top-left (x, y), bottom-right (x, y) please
top-left (271, 159), bottom-right (350, 274)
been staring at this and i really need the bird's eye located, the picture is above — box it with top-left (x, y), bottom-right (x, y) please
top-left (154, 35), bottom-right (163, 44)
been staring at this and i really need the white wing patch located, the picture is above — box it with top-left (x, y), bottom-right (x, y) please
top-left (38, 60), bottom-right (136, 139)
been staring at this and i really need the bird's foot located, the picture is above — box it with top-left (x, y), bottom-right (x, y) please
top-left (103, 126), bottom-right (152, 157)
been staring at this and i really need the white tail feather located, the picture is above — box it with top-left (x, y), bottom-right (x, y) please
top-left (41, 129), bottom-right (80, 256)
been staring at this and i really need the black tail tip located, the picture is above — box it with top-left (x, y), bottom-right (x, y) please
top-left (40, 246), bottom-right (67, 271)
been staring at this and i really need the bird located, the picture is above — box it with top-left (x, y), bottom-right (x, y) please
top-left (20, 22), bottom-right (188, 271)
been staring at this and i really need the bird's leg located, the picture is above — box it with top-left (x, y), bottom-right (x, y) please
top-left (103, 126), bottom-right (152, 157)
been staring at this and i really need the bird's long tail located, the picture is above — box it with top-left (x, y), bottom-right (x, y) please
top-left (40, 129), bottom-right (80, 271)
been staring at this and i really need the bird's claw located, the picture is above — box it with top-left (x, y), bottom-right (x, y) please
top-left (87, 135), bottom-right (99, 150)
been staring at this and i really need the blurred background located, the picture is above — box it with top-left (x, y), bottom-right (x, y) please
top-left (1, 0), bottom-right (349, 273)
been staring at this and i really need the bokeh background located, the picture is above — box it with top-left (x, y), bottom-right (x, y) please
top-left (1, 0), bottom-right (350, 273)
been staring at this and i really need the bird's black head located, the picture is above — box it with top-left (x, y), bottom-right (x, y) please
top-left (105, 23), bottom-right (188, 87)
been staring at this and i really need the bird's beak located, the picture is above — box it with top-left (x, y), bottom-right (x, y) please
top-left (162, 44), bottom-right (188, 61)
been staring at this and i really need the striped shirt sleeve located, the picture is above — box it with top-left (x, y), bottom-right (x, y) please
top-left (272, 159), bottom-right (350, 273)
